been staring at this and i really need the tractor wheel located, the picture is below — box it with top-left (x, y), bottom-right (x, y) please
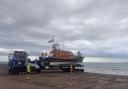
top-left (62, 68), bottom-right (70, 72)
top-left (12, 69), bottom-right (18, 75)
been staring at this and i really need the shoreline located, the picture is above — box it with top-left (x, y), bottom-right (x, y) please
top-left (0, 64), bottom-right (128, 89)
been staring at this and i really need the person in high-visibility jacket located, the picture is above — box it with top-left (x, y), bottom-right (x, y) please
top-left (26, 63), bottom-right (31, 80)
top-left (27, 63), bottom-right (31, 73)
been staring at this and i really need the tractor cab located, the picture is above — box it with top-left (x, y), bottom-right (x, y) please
top-left (8, 51), bottom-right (41, 74)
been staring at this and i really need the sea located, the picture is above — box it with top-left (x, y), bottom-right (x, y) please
top-left (1, 56), bottom-right (128, 76)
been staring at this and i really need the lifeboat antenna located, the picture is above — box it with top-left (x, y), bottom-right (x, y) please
top-left (48, 35), bottom-right (55, 51)
top-left (63, 41), bottom-right (64, 50)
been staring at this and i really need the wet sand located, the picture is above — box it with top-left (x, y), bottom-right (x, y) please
top-left (0, 64), bottom-right (128, 89)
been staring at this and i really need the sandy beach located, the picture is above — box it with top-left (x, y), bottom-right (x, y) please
top-left (0, 64), bottom-right (128, 89)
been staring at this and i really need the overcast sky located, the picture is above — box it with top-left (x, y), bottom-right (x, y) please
top-left (0, 0), bottom-right (128, 57)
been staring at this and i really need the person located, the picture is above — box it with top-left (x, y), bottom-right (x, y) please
top-left (70, 64), bottom-right (73, 73)
top-left (78, 51), bottom-right (81, 57)
top-left (26, 62), bottom-right (31, 80)
top-left (28, 58), bottom-right (31, 63)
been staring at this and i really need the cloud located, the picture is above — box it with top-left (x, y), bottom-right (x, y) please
top-left (0, 0), bottom-right (128, 58)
